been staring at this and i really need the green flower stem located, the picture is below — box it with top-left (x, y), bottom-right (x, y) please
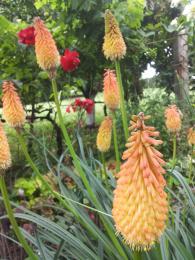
top-left (112, 112), bottom-right (120, 172)
top-left (51, 78), bottom-right (128, 259)
top-left (0, 175), bottom-right (37, 260)
top-left (115, 60), bottom-right (129, 141)
top-left (51, 79), bottom-right (97, 203)
top-left (169, 134), bottom-right (177, 187)
top-left (172, 134), bottom-right (177, 168)
top-left (133, 251), bottom-right (142, 260)
top-left (189, 145), bottom-right (194, 183)
top-left (101, 152), bottom-right (109, 189)
top-left (17, 131), bottom-right (128, 260)
top-left (16, 131), bottom-right (116, 256)
top-left (16, 130), bottom-right (78, 218)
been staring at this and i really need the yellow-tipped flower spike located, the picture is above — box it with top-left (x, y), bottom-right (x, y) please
top-left (2, 81), bottom-right (26, 128)
top-left (164, 105), bottom-right (182, 133)
top-left (34, 17), bottom-right (60, 77)
top-left (103, 69), bottom-right (120, 111)
top-left (112, 113), bottom-right (168, 251)
top-left (103, 10), bottom-right (126, 60)
top-left (187, 127), bottom-right (195, 145)
top-left (97, 116), bottom-right (112, 152)
top-left (0, 123), bottom-right (11, 171)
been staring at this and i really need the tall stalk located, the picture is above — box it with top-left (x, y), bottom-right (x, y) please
top-left (16, 131), bottom-right (121, 256)
top-left (16, 130), bottom-right (78, 217)
top-left (189, 145), bottom-right (194, 183)
top-left (172, 134), bottom-right (177, 168)
top-left (112, 112), bottom-right (120, 172)
top-left (101, 152), bottom-right (109, 189)
top-left (115, 61), bottom-right (129, 141)
top-left (0, 175), bottom-right (37, 260)
top-left (51, 78), bottom-right (129, 259)
top-left (133, 251), bottom-right (142, 260)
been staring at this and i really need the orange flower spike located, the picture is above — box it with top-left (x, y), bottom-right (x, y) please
top-left (0, 123), bottom-right (11, 171)
top-left (187, 127), bottom-right (195, 145)
top-left (96, 116), bottom-right (112, 152)
top-left (34, 17), bottom-right (60, 77)
top-left (103, 10), bottom-right (126, 60)
top-left (103, 69), bottom-right (120, 110)
top-left (2, 81), bottom-right (26, 128)
top-left (112, 112), bottom-right (168, 251)
top-left (164, 105), bottom-right (182, 133)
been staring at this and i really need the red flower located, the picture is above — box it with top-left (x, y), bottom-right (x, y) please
top-left (66, 105), bottom-right (71, 113)
top-left (60, 49), bottom-right (80, 72)
top-left (66, 98), bottom-right (94, 114)
top-left (18, 26), bottom-right (35, 45)
top-left (74, 98), bottom-right (83, 107)
top-left (83, 99), bottom-right (94, 114)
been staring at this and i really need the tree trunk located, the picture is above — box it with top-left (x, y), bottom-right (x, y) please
top-left (173, 29), bottom-right (189, 103)
top-left (28, 101), bottom-right (36, 151)
top-left (132, 70), bottom-right (143, 102)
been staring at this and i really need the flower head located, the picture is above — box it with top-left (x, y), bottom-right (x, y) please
top-left (103, 10), bottom-right (126, 60)
top-left (34, 17), bottom-right (60, 76)
top-left (0, 123), bottom-right (11, 170)
top-left (18, 26), bottom-right (35, 45)
top-left (112, 113), bottom-right (168, 250)
top-left (103, 69), bottom-right (119, 110)
top-left (66, 105), bottom-right (71, 113)
top-left (66, 98), bottom-right (94, 114)
top-left (164, 105), bottom-right (182, 133)
top-left (96, 116), bottom-right (112, 152)
top-left (2, 81), bottom-right (26, 128)
top-left (82, 99), bottom-right (94, 114)
top-left (187, 127), bottom-right (195, 146)
top-left (61, 49), bottom-right (80, 72)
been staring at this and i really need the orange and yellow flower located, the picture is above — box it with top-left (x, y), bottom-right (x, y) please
top-left (0, 123), bottom-right (11, 170)
top-left (103, 10), bottom-right (126, 60)
top-left (97, 117), bottom-right (112, 152)
top-left (164, 105), bottom-right (182, 133)
top-left (34, 17), bottom-right (60, 76)
top-left (103, 69), bottom-right (119, 111)
top-left (2, 81), bottom-right (26, 128)
top-left (112, 113), bottom-right (168, 250)
top-left (187, 127), bottom-right (195, 145)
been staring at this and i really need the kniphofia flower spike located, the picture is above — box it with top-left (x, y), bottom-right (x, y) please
top-left (103, 10), bottom-right (126, 60)
top-left (34, 17), bottom-right (60, 77)
top-left (164, 105), bottom-right (182, 133)
top-left (2, 81), bottom-right (26, 128)
top-left (103, 69), bottom-right (119, 111)
top-left (112, 113), bottom-right (168, 250)
top-left (97, 116), bottom-right (112, 152)
top-left (187, 127), bottom-right (195, 145)
top-left (0, 123), bottom-right (11, 171)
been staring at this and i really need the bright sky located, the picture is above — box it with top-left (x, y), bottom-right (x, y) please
top-left (141, 63), bottom-right (156, 79)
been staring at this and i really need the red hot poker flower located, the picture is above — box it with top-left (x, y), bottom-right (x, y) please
top-left (18, 26), bottom-right (35, 45)
top-left (61, 49), bottom-right (80, 72)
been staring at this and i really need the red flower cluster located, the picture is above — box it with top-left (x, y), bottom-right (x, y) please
top-left (66, 98), bottom-right (94, 114)
top-left (18, 26), bottom-right (35, 45)
top-left (61, 49), bottom-right (80, 72)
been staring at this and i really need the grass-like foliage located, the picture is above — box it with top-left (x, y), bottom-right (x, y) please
top-left (0, 137), bottom-right (194, 259)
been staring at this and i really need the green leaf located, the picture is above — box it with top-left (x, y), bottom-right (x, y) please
top-left (165, 229), bottom-right (194, 260)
